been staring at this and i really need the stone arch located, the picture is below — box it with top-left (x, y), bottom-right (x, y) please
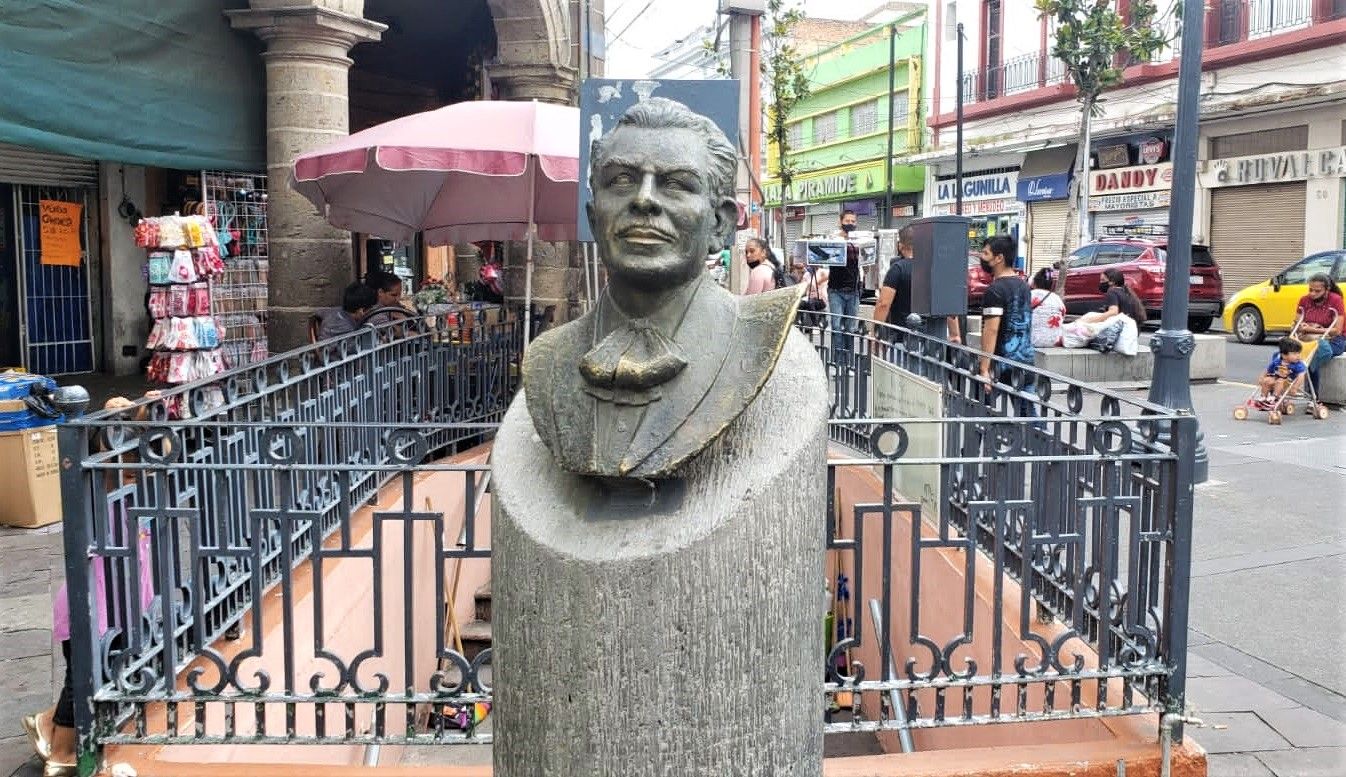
top-left (486, 0), bottom-right (578, 104)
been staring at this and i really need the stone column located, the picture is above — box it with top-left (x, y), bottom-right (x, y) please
top-left (492, 332), bottom-right (828, 776)
top-left (227, 2), bottom-right (384, 353)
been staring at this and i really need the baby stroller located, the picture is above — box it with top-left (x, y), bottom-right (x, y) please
top-left (1233, 312), bottom-right (1334, 424)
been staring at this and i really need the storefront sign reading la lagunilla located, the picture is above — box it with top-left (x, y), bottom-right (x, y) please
top-left (934, 171), bottom-right (1018, 205)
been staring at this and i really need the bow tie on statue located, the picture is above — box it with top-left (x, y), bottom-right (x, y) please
top-left (578, 320), bottom-right (687, 405)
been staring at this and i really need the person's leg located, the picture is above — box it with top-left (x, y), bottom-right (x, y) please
top-left (828, 290), bottom-right (847, 367)
top-left (1257, 375), bottom-right (1274, 398)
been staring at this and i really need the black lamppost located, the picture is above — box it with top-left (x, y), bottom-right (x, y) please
top-left (1146, 0), bottom-right (1208, 483)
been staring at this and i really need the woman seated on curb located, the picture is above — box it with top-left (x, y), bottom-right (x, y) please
top-left (1029, 269), bottom-right (1066, 348)
top-left (1078, 268), bottom-right (1147, 327)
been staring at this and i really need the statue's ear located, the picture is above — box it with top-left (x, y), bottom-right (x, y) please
top-left (711, 197), bottom-right (738, 254)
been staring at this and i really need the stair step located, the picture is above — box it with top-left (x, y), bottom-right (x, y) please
top-left (474, 582), bottom-right (491, 622)
top-left (458, 619), bottom-right (492, 662)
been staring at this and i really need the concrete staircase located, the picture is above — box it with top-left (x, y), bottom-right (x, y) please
top-left (459, 582), bottom-right (492, 661)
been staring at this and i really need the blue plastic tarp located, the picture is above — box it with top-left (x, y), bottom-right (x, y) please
top-left (0, 0), bottom-right (265, 171)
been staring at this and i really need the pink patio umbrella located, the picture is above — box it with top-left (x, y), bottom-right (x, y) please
top-left (290, 99), bottom-right (581, 343)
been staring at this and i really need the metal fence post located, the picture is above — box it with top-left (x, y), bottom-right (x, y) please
top-left (55, 388), bottom-right (100, 776)
top-left (1161, 411), bottom-right (1197, 742)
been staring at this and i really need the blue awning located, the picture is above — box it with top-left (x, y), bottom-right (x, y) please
top-left (0, 1), bottom-right (265, 171)
top-left (1018, 172), bottom-right (1071, 202)
top-left (1017, 145), bottom-right (1077, 202)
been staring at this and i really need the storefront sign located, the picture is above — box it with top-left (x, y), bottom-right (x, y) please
top-left (933, 171), bottom-right (1018, 205)
top-left (1092, 162), bottom-right (1173, 195)
top-left (1097, 144), bottom-right (1132, 169)
top-left (1089, 190), bottom-right (1171, 212)
top-left (932, 197), bottom-right (1020, 216)
top-left (763, 161), bottom-right (907, 206)
top-left (1017, 172), bottom-right (1071, 202)
top-left (1139, 138), bottom-right (1167, 165)
top-left (38, 200), bottom-right (82, 267)
top-left (891, 204), bottom-right (915, 217)
top-left (1200, 145), bottom-right (1346, 187)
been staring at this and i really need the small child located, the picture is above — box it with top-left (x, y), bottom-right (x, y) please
top-left (317, 282), bottom-right (378, 341)
top-left (1257, 338), bottom-right (1307, 406)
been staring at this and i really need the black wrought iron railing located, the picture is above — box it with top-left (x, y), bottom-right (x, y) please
top-left (57, 311), bottom-right (1195, 769)
top-left (804, 316), bottom-right (1194, 737)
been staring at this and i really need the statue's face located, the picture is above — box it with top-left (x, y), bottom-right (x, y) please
top-left (589, 126), bottom-right (735, 291)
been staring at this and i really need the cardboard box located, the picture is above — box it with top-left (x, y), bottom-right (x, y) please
top-left (0, 426), bottom-right (63, 528)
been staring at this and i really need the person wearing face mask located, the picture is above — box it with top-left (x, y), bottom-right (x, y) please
top-left (1297, 272), bottom-right (1345, 400)
top-left (977, 235), bottom-right (1034, 386)
top-left (1079, 268), bottom-right (1147, 327)
top-left (827, 210), bottom-right (863, 364)
top-left (742, 237), bottom-right (778, 295)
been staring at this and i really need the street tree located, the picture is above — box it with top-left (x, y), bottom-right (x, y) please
top-left (1035, 0), bottom-right (1172, 289)
top-left (762, 0), bottom-right (810, 240)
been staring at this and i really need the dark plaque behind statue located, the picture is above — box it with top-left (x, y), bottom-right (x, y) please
top-left (492, 97), bottom-right (827, 776)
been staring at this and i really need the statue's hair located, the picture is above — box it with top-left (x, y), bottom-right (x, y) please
top-left (591, 97), bottom-right (738, 207)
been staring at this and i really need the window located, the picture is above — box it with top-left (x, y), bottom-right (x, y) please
top-left (1333, 255), bottom-right (1346, 283)
top-left (787, 122), bottom-right (804, 149)
top-left (890, 91), bottom-right (910, 129)
top-left (850, 100), bottom-right (879, 136)
top-left (982, 0), bottom-right (1003, 99)
top-left (1093, 245), bottom-right (1145, 266)
top-left (1067, 246), bottom-right (1096, 268)
top-left (813, 110), bottom-right (838, 145)
top-left (1282, 253), bottom-right (1338, 285)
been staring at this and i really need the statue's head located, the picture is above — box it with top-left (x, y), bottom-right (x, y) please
top-left (588, 98), bottom-right (738, 292)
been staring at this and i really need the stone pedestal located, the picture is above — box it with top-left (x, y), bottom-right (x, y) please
top-left (227, 2), bottom-right (384, 353)
top-left (491, 331), bottom-right (827, 777)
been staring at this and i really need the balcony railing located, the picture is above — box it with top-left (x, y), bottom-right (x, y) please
top-left (1211, 0), bottom-right (1341, 46)
top-left (961, 51), bottom-right (1069, 104)
top-left (57, 312), bottom-right (1195, 765)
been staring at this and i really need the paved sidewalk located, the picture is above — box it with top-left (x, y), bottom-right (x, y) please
top-left (0, 524), bottom-right (63, 777)
top-left (1183, 380), bottom-right (1346, 776)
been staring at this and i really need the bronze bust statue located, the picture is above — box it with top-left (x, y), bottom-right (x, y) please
top-left (523, 98), bottom-right (803, 479)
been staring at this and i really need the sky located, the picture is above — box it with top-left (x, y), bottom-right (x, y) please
top-left (603, 0), bottom-right (890, 78)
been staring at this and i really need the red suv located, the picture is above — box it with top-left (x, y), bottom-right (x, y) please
top-left (1057, 235), bottom-right (1224, 332)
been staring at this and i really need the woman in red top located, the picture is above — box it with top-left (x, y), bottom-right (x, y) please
top-left (1298, 272), bottom-right (1346, 396)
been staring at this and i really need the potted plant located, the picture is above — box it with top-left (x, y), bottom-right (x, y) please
top-left (413, 277), bottom-right (455, 315)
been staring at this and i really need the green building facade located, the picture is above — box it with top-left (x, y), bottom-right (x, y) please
top-left (764, 13), bottom-right (928, 247)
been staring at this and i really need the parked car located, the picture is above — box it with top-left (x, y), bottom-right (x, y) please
top-left (1055, 235), bottom-right (1224, 332)
top-left (1222, 250), bottom-right (1346, 343)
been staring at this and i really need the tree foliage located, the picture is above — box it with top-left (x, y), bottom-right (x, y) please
top-left (1034, 0), bottom-right (1173, 114)
top-left (762, 0), bottom-right (810, 199)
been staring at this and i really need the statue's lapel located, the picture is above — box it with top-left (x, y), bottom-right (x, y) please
top-left (618, 284), bottom-right (802, 477)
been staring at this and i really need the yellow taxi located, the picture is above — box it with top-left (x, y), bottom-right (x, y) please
top-left (1223, 250), bottom-right (1346, 343)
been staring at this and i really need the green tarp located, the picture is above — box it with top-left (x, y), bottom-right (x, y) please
top-left (0, 1), bottom-right (265, 171)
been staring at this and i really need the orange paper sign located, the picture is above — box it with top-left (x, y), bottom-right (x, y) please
top-left (39, 200), bottom-right (82, 267)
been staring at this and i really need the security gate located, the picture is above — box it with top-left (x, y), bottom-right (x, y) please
top-left (12, 183), bottom-right (96, 375)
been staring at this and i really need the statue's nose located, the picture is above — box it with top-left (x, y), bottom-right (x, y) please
top-left (631, 173), bottom-right (659, 213)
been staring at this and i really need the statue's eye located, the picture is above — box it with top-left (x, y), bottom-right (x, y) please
top-left (608, 172), bottom-right (635, 186)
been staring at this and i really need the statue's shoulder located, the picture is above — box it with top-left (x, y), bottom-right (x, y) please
top-left (737, 282), bottom-right (805, 329)
top-left (522, 313), bottom-right (593, 423)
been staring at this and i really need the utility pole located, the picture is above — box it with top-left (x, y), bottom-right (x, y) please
top-left (725, 0), bottom-right (765, 293)
top-left (1147, 0), bottom-right (1208, 484)
top-left (883, 23), bottom-right (896, 229)
top-left (955, 22), bottom-right (964, 216)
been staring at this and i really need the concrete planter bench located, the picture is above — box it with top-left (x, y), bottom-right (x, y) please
top-left (1033, 333), bottom-right (1225, 383)
top-left (1318, 353), bottom-right (1346, 406)
top-left (962, 316), bottom-right (1225, 384)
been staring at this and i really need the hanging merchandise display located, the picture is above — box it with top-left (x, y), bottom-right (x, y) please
top-left (136, 214), bottom-right (228, 395)
top-left (201, 172), bottom-right (269, 369)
